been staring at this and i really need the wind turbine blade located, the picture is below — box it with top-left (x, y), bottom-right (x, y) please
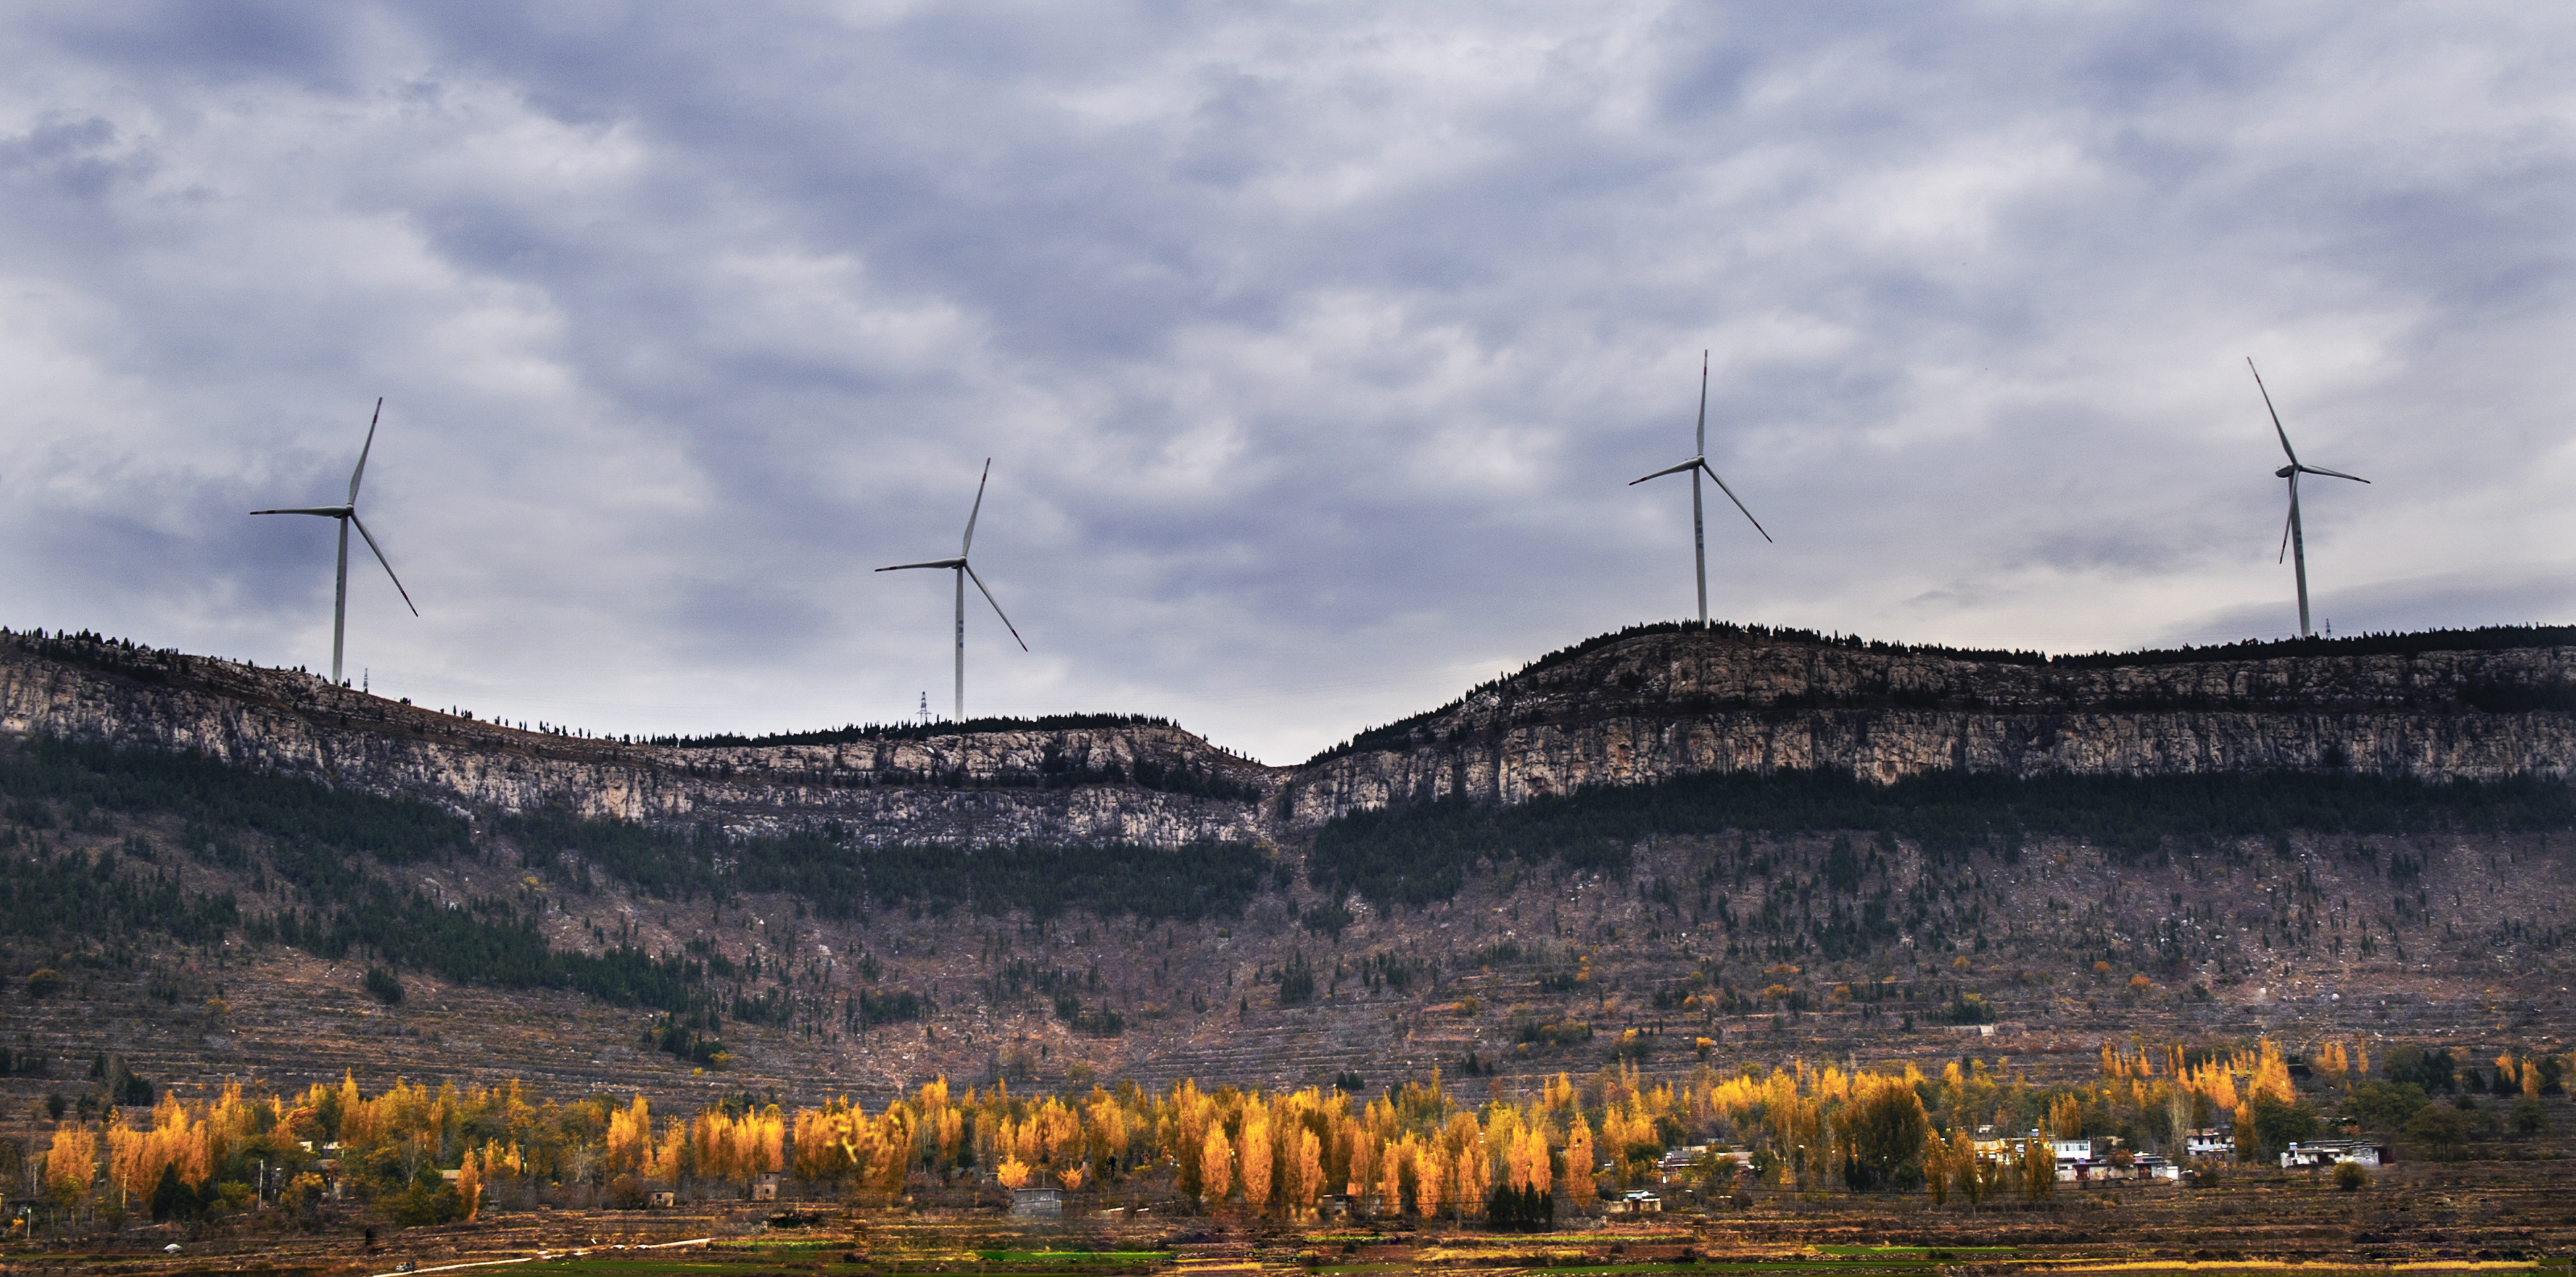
top-left (1695, 350), bottom-right (1708, 457)
top-left (1700, 462), bottom-right (1773, 543)
top-left (1629, 458), bottom-right (1702, 485)
top-left (2246, 358), bottom-right (2298, 465)
top-left (961, 458), bottom-right (991, 554)
top-left (2296, 464), bottom-right (2370, 483)
top-left (251, 507), bottom-right (352, 516)
top-left (346, 514), bottom-right (419, 616)
top-left (877, 557), bottom-right (966, 572)
top-left (963, 563), bottom-right (1027, 651)
top-left (349, 398), bottom-right (383, 503)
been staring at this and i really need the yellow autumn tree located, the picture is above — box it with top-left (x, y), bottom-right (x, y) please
top-left (794, 1098), bottom-right (864, 1180)
top-left (1562, 1115), bottom-right (1596, 1210)
top-left (1450, 1120), bottom-right (1489, 1222)
top-left (1545, 1072), bottom-right (1578, 1112)
top-left (1409, 1137), bottom-right (1445, 1219)
top-left (2314, 1040), bottom-right (2348, 1086)
top-left (1238, 1100), bottom-right (1275, 1213)
top-left (868, 1104), bottom-right (915, 1195)
top-left (605, 1095), bottom-right (653, 1175)
top-left (46, 1124), bottom-right (98, 1200)
top-left (456, 1154), bottom-right (482, 1222)
top-left (2245, 1040), bottom-right (2297, 1107)
top-left (1346, 1127), bottom-right (1380, 1203)
top-left (1087, 1093), bottom-right (1130, 1174)
top-left (1922, 1131), bottom-right (1950, 1206)
top-left (1287, 1127), bottom-right (1324, 1218)
top-left (1199, 1125), bottom-right (1233, 1204)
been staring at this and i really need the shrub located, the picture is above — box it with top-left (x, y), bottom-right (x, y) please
top-left (387, 1177), bottom-right (463, 1226)
top-left (25, 968), bottom-right (63, 998)
top-left (2333, 1160), bottom-right (2369, 1191)
top-left (1943, 992), bottom-right (1998, 1024)
top-left (362, 966), bottom-right (404, 1005)
top-left (2514, 1096), bottom-right (2549, 1135)
top-left (2403, 1104), bottom-right (2472, 1161)
top-left (2343, 1080), bottom-right (2430, 1133)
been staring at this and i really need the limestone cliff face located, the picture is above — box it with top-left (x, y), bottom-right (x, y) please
top-left (0, 637), bottom-right (1279, 846)
top-left (9, 629), bottom-right (2573, 846)
top-left (1278, 630), bottom-right (2576, 826)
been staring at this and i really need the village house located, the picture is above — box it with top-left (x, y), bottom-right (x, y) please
top-left (2280, 1140), bottom-right (2383, 1169)
top-left (2185, 1129), bottom-right (2236, 1160)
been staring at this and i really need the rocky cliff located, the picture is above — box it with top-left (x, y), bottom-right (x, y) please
top-left (7, 625), bottom-right (2573, 846)
top-left (1277, 627), bottom-right (2576, 826)
top-left (0, 634), bottom-right (1279, 846)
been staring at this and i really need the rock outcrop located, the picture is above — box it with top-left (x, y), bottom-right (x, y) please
top-left (7, 627), bottom-right (2573, 846)
top-left (0, 636), bottom-right (1279, 846)
top-left (1278, 629), bottom-right (2576, 826)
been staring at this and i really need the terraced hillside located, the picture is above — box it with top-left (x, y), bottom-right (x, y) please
top-left (1, 621), bottom-right (2573, 1124)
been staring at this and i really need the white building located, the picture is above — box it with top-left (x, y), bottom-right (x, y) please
top-left (2280, 1140), bottom-right (2382, 1169)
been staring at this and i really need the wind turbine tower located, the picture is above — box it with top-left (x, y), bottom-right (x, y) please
top-left (2247, 358), bottom-right (2369, 638)
top-left (877, 458), bottom-right (1027, 723)
top-left (1630, 352), bottom-right (1771, 625)
top-left (250, 398), bottom-right (419, 684)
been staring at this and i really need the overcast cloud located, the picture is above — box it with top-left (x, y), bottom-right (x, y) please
top-left (4, 3), bottom-right (2573, 763)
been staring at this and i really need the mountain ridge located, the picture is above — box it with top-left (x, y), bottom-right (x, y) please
top-left (1283, 623), bottom-right (2576, 825)
top-left (7, 621), bottom-right (2574, 848)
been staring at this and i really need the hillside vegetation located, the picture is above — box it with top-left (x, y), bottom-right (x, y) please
top-left (0, 619), bottom-right (2572, 1136)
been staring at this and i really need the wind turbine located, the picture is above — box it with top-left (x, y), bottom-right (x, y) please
top-left (876, 458), bottom-right (1026, 723)
top-left (1629, 352), bottom-right (1771, 625)
top-left (2247, 358), bottom-right (2369, 638)
top-left (250, 398), bottom-right (418, 685)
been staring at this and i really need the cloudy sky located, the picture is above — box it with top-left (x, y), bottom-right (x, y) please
top-left (5, 3), bottom-right (2573, 763)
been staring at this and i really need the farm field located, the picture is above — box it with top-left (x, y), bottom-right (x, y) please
top-left (13, 1159), bottom-right (2576, 1277)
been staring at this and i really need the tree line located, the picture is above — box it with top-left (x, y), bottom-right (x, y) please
top-left (1308, 767), bottom-right (2576, 911)
top-left (30, 1032), bottom-right (2541, 1233)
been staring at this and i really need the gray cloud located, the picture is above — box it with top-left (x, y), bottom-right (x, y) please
top-left (3, 3), bottom-right (2572, 761)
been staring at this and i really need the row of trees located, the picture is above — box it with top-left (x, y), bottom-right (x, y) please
top-left (1310, 767), bottom-right (2576, 912)
top-left (37, 1035), bottom-right (2459, 1228)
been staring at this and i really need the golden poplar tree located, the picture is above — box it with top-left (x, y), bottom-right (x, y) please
top-left (1562, 1115), bottom-right (1596, 1209)
top-left (1287, 1127), bottom-right (1324, 1217)
top-left (1411, 1138), bottom-right (1445, 1219)
top-left (1238, 1102), bottom-right (1275, 1214)
top-left (46, 1124), bottom-right (98, 1200)
top-left (1198, 1126), bottom-right (1233, 1204)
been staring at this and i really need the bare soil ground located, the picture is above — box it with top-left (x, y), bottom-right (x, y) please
top-left (15, 1160), bottom-right (2576, 1277)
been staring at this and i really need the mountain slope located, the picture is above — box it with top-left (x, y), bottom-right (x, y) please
top-left (2, 621), bottom-right (2573, 1117)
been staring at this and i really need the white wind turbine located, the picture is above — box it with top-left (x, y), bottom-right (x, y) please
top-left (876, 458), bottom-right (1026, 723)
top-left (250, 398), bottom-right (419, 685)
top-left (1629, 352), bottom-right (1770, 624)
top-left (2247, 358), bottom-right (2369, 638)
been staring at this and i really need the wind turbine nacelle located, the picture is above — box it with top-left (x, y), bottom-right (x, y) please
top-left (2274, 464), bottom-right (2297, 479)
